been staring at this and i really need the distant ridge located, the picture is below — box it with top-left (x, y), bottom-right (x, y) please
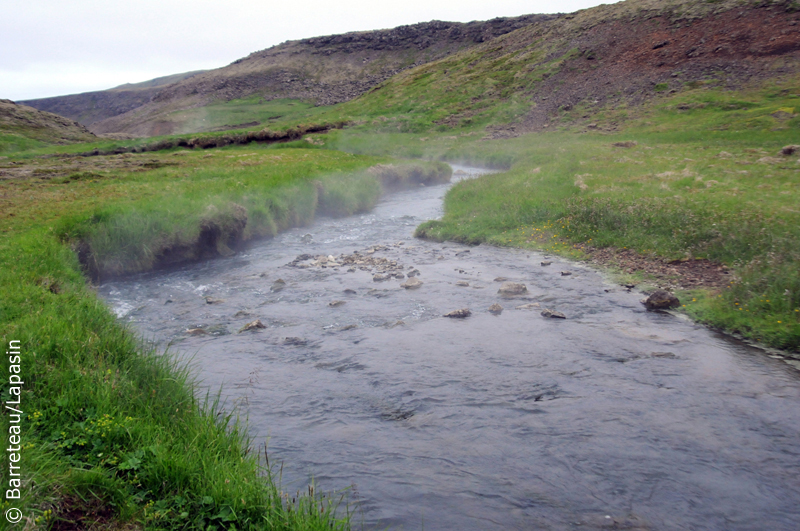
top-left (19, 0), bottom-right (800, 138)
top-left (20, 70), bottom-right (207, 128)
top-left (110, 70), bottom-right (208, 90)
top-left (22, 15), bottom-right (556, 137)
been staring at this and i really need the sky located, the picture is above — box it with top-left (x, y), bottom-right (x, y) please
top-left (1, 0), bottom-right (619, 101)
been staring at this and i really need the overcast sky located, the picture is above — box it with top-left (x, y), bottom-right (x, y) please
top-left (2, 0), bottom-right (619, 101)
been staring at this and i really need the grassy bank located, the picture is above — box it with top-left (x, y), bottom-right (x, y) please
top-left (268, 78), bottom-right (796, 353)
top-left (409, 130), bottom-right (799, 351)
top-left (0, 143), bottom-right (448, 528)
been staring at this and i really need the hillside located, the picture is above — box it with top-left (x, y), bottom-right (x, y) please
top-left (19, 70), bottom-right (206, 128)
top-left (327, 0), bottom-right (800, 136)
top-left (26, 0), bottom-right (800, 140)
top-left (0, 99), bottom-right (96, 152)
top-left (22, 15), bottom-right (554, 138)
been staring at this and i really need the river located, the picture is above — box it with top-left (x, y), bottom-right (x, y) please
top-left (99, 166), bottom-right (800, 530)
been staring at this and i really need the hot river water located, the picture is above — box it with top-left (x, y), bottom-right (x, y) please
top-left (100, 166), bottom-right (800, 530)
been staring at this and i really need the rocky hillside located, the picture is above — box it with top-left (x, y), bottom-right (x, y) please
top-left (26, 15), bottom-right (555, 137)
top-left (20, 71), bottom-right (205, 129)
top-left (21, 0), bottom-right (800, 139)
top-left (333, 0), bottom-right (800, 137)
top-left (0, 99), bottom-right (96, 146)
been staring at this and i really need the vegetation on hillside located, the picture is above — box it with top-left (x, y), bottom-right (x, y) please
top-left (0, 100), bottom-right (96, 153)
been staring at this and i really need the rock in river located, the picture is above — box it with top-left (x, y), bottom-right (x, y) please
top-left (271, 279), bottom-right (286, 292)
top-left (541, 309), bottom-right (566, 319)
top-left (444, 308), bottom-right (472, 318)
top-left (498, 282), bottom-right (528, 296)
top-left (488, 303), bottom-right (504, 315)
top-left (642, 290), bottom-right (680, 310)
top-left (401, 277), bottom-right (423, 289)
top-left (239, 319), bottom-right (266, 333)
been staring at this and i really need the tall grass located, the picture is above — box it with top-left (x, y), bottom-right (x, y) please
top-left (410, 122), bottom-right (800, 351)
top-left (1, 231), bottom-right (351, 529)
top-left (51, 156), bottom-right (449, 278)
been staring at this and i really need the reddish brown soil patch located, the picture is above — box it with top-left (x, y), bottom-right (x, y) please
top-left (584, 246), bottom-right (732, 291)
top-left (488, 3), bottom-right (800, 136)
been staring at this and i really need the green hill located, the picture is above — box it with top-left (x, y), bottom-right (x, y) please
top-left (0, 99), bottom-right (96, 152)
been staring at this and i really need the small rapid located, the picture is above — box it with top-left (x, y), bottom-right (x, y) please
top-left (99, 166), bottom-right (800, 530)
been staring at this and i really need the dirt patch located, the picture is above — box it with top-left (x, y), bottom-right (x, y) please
top-left (51, 495), bottom-right (140, 531)
top-left (584, 246), bottom-right (732, 291)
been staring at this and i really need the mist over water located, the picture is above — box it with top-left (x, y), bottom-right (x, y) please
top-left (100, 166), bottom-right (800, 530)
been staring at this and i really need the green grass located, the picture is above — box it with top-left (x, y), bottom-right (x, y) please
top-left (406, 118), bottom-right (800, 350)
top-left (0, 133), bottom-right (49, 153)
top-left (1, 231), bottom-right (351, 530)
top-left (164, 97), bottom-right (332, 134)
top-left (0, 143), bottom-right (449, 528)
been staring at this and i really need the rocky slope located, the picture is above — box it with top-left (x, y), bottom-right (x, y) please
top-left (337, 0), bottom-right (800, 137)
top-left (0, 99), bottom-right (96, 145)
top-left (26, 15), bottom-right (555, 137)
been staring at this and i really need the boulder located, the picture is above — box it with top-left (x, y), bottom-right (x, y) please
top-left (444, 308), bottom-right (471, 318)
top-left (271, 279), bottom-right (286, 292)
top-left (541, 309), bottom-right (566, 319)
top-left (239, 319), bottom-right (266, 333)
top-left (516, 303), bottom-right (541, 310)
top-left (488, 303), bottom-right (504, 315)
top-left (642, 290), bottom-right (680, 310)
top-left (329, 300), bottom-right (346, 307)
top-left (498, 282), bottom-right (527, 296)
top-left (401, 277), bottom-right (423, 289)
